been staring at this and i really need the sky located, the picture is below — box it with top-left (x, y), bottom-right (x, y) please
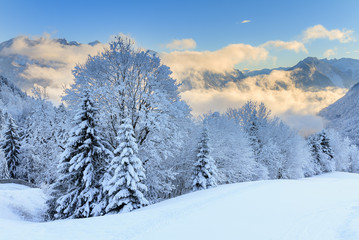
top-left (0, 0), bottom-right (358, 70)
top-left (0, 0), bottom-right (358, 133)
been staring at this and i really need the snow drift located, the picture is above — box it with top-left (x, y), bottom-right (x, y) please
top-left (1, 172), bottom-right (359, 240)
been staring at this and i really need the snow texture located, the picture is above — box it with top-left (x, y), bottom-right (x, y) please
top-left (1, 172), bottom-right (359, 240)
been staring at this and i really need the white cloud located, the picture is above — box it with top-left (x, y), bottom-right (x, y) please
top-left (161, 43), bottom-right (268, 83)
top-left (165, 39), bottom-right (197, 50)
top-left (0, 35), bottom-right (108, 102)
top-left (303, 24), bottom-right (354, 43)
top-left (323, 48), bottom-right (336, 58)
top-left (241, 20), bottom-right (251, 24)
top-left (261, 40), bottom-right (308, 53)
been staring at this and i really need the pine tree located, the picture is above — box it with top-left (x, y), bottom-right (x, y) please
top-left (104, 117), bottom-right (149, 214)
top-left (318, 130), bottom-right (335, 172)
top-left (308, 130), bottom-right (335, 174)
top-left (53, 93), bottom-right (111, 219)
top-left (192, 128), bottom-right (218, 191)
top-left (2, 114), bottom-right (21, 179)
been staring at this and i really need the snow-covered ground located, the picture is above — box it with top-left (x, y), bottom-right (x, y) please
top-left (1, 172), bottom-right (359, 240)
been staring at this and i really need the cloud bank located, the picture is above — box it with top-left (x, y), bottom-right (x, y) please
top-left (180, 70), bottom-right (346, 133)
top-left (261, 40), bottom-right (308, 53)
top-left (165, 38), bottom-right (197, 50)
top-left (0, 35), bottom-right (108, 102)
top-left (161, 43), bottom-right (269, 80)
top-left (303, 24), bottom-right (354, 43)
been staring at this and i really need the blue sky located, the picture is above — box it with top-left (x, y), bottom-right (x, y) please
top-left (0, 0), bottom-right (358, 69)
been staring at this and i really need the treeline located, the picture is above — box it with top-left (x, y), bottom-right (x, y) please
top-left (0, 36), bottom-right (358, 220)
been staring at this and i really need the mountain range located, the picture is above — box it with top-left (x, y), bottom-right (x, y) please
top-left (180, 57), bottom-right (359, 91)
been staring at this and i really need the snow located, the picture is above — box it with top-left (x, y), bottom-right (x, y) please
top-left (0, 183), bottom-right (46, 222)
top-left (1, 172), bottom-right (359, 240)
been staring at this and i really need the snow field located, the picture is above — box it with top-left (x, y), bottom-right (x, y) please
top-left (0, 172), bottom-right (359, 240)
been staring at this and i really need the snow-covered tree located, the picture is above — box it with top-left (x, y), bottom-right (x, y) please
top-left (348, 144), bottom-right (359, 173)
top-left (308, 130), bottom-right (335, 174)
top-left (2, 114), bottom-right (21, 179)
top-left (227, 102), bottom-right (272, 179)
top-left (192, 127), bottom-right (218, 191)
top-left (204, 112), bottom-right (256, 184)
top-left (226, 102), bottom-right (310, 180)
top-left (104, 117), bottom-right (149, 213)
top-left (20, 98), bottom-right (61, 185)
top-left (53, 93), bottom-right (111, 219)
top-left (64, 35), bottom-right (191, 202)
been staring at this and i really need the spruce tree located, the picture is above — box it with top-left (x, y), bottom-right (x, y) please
top-left (308, 130), bottom-right (335, 174)
top-left (53, 93), bottom-right (111, 219)
top-left (2, 114), bottom-right (21, 179)
top-left (104, 117), bottom-right (149, 214)
top-left (192, 128), bottom-right (218, 191)
top-left (318, 130), bottom-right (335, 172)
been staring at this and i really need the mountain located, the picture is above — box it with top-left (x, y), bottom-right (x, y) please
top-left (179, 57), bottom-right (359, 91)
top-left (289, 57), bottom-right (359, 89)
top-left (319, 82), bottom-right (359, 145)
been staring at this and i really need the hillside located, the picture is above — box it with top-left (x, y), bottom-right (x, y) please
top-left (1, 172), bottom-right (359, 240)
top-left (319, 82), bottom-right (359, 145)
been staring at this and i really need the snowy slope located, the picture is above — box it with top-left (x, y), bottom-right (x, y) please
top-left (319, 82), bottom-right (359, 145)
top-left (0, 183), bottom-right (46, 222)
top-left (1, 172), bottom-right (359, 240)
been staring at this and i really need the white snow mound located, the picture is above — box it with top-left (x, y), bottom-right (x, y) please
top-left (1, 172), bottom-right (359, 240)
top-left (0, 183), bottom-right (47, 222)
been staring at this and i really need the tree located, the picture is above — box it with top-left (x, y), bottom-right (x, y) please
top-left (226, 102), bottom-right (310, 180)
top-left (2, 114), bottom-right (21, 179)
top-left (226, 101), bottom-right (272, 179)
top-left (308, 130), bottom-right (335, 174)
top-left (192, 127), bottom-right (218, 191)
top-left (104, 117), bottom-right (149, 213)
top-left (53, 93), bottom-right (111, 219)
top-left (20, 98), bottom-right (61, 185)
top-left (204, 112), bottom-right (256, 184)
top-left (64, 35), bottom-right (191, 202)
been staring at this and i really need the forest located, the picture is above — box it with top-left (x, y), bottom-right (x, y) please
top-left (1, 36), bottom-right (358, 220)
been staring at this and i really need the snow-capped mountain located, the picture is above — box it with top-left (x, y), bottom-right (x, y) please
top-left (180, 57), bottom-right (359, 91)
top-left (289, 57), bottom-right (359, 89)
top-left (319, 82), bottom-right (359, 145)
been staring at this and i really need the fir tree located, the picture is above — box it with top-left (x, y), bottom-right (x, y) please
top-left (192, 128), bottom-right (218, 191)
top-left (318, 130), bottom-right (334, 172)
top-left (308, 130), bottom-right (335, 174)
top-left (2, 114), bottom-right (21, 179)
top-left (53, 93), bottom-right (111, 219)
top-left (104, 117), bottom-right (149, 214)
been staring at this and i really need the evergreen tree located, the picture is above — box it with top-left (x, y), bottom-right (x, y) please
top-left (104, 117), bottom-right (149, 214)
top-left (53, 93), bottom-right (111, 219)
top-left (192, 128), bottom-right (218, 191)
top-left (318, 130), bottom-right (335, 172)
top-left (2, 114), bottom-right (21, 179)
top-left (308, 130), bottom-right (335, 174)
